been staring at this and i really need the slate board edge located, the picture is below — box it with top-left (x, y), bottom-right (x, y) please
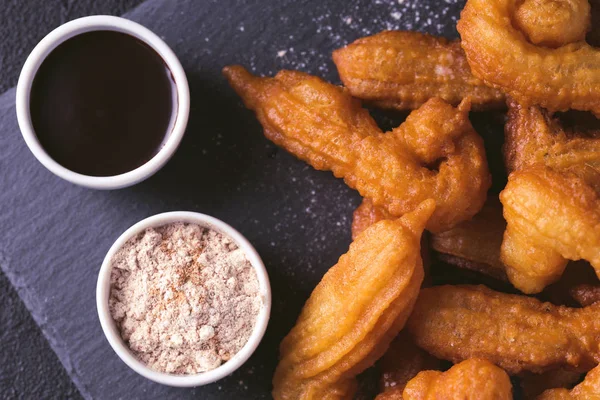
top-left (0, 237), bottom-right (92, 399)
top-left (0, 1), bottom-right (150, 398)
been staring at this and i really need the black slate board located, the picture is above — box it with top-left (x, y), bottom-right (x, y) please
top-left (0, 270), bottom-right (81, 399)
top-left (0, 0), bottom-right (145, 94)
top-left (0, 0), bottom-right (466, 398)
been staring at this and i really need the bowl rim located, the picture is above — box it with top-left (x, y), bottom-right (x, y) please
top-left (15, 15), bottom-right (190, 190)
top-left (96, 211), bottom-right (271, 387)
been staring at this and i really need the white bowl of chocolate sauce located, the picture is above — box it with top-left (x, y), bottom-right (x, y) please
top-left (16, 16), bottom-right (190, 190)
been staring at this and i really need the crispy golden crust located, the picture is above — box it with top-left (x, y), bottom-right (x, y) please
top-left (353, 194), bottom-right (600, 301)
top-left (457, 0), bottom-right (600, 115)
top-left (537, 364), bottom-right (600, 399)
top-left (399, 359), bottom-right (512, 400)
top-left (375, 387), bottom-right (404, 400)
top-left (520, 369), bottom-right (583, 399)
top-left (513, 0), bottom-right (590, 48)
top-left (272, 200), bottom-right (434, 400)
top-left (500, 167), bottom-right (600, 293)
top-left (351, 198), bottom-right (393, 240)
top-left (502, 100), bottom-right (600, 293)
top-left (379, 332), bottom-right (442, 395)
top-left (504, 100), bottom-right (600, 193)
top-left (332, 31), bottom-right (504, 111)
top-left (430, 196), bottom-right (507, 281)
top-left (407, 285), bottom-right (600, 374)
top-left (351, 201), bottom-right (431, 283)
top-left (223, 66), bottom-right (490, 233)
top-left (352, 196), bottom-right (508, 281)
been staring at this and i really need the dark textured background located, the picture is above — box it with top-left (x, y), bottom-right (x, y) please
top-left (0, 0), bottom-right (469, 399)
top-left (0, 0), bottom-right (145, 93)
top-left (0, 1), bottom-right (144, 399)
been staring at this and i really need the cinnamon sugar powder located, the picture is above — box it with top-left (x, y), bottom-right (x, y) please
top-left (109, 222), bottom-right (262, 374)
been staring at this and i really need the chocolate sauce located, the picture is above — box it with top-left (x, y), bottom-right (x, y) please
top-left (30, 31), bottom-right (177, 177)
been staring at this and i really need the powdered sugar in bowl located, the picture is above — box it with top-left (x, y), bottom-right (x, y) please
top-left (96, 212), bottom-right (271, 387)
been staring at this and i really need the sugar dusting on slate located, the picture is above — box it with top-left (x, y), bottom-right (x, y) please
top-left (269, 0), bottom-right (462, 76)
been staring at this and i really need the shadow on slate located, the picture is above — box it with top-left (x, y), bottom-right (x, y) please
top-left (0, 0), bottom-right (473, 398)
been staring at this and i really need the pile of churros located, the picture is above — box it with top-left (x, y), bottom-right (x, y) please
top-left (224, 0), bottom-right (600, 398)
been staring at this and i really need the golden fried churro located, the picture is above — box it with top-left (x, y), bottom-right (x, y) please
top-left (373, 388), bottom-right (404, 400)
top-left (377, 359), bottom-right (512, 400)
top-left (223, 66), bottom-right (490, 233)
top-left (514, 0), bottom-right (590, 48)
top-left (537, 364), bottom-right (600, 399)
top-left (332, 31), bottom-right (504, 111)
top-left (504, 100), bottom-right (600, 193)
top-left (353, 192), bottom-right (600, 301)
top-left (407, 285), bottom-right (600, 374)
top-left (500, 167), bottom-right (600, 293)
top-left (272, 200), bottom-right (434, 400)
top-left (379, 332), bottom-right (442, 395)
top-left (351, 198), bottom-right (393, 240)
top-left (500, 100), bottom-right (600, 293)
top-left (430, 196), bottom-right (507, 281)
top-left (458, 0), bottom-right (600, 116)
top-left (403, 359), bottom-right (512, 400)
top-left (352, 196), bottom-right (508, 281)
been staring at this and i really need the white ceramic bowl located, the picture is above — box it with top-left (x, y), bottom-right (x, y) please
top-left (16, 16), bottom-right (190, 190)
top-left (96, 212), bottom-right (271, 387)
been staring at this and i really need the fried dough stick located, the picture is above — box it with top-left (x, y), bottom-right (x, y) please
top-left (537, 364), bottom-right (600, 399)
top-left (500, 167), bottom-right (600, 294)
top-left (504, 100), bottom-right (600, 193)
top-left (351, 198), bottom-right (393, 240)
top-left (429, 196), bottom-right (507, 281)
top-left (352, 197), bottom-right (507, 281)
top-left (500, 100), bottom-right (600, 293)
top-left (458, 0), bottom-right (600, 115)
top-left (332, 31), bottom-right (504, 111)
top-left (353, 192), bottom-right (600, 303)
top-left (376, 359), bottom-right (513, 400)
top-left (224, 66), bottom-right (490, 233)
top-left (407, 285), bottom-right (600, 374)
top-left (272, 200), bottom-right (434, 400)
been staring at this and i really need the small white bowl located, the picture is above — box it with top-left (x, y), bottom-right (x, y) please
top-left (96, 212), bottom-right (271, 387)
top-left (16, 16), bottom-right (190, 190)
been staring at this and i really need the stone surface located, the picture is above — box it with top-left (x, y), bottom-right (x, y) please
top-left (0, 0), bottom-right (145, 93)
top-left (0, 270), bottom-right (80, 400)
top-left (0, 0), bottom-right (467, 398)
top-left (0, 1), bottom-right (144, 399)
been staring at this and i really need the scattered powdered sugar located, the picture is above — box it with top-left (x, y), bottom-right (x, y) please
top-left (109, 223), bottom-right (262, 374)
top-left (267, 0), bottom-right (463, 77)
